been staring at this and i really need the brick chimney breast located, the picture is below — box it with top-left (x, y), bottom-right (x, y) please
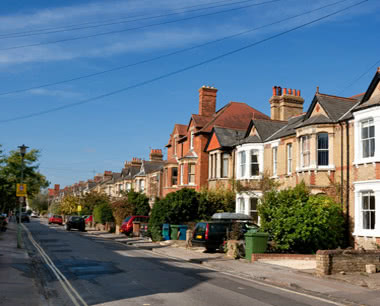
top-left (199, 86), bottom-right (217, 117)
top-left (150, 149), bottom-right (163, 161)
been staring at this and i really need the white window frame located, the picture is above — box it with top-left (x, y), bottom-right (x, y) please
top-left (317, 133), bottom-right (329, 167)
top-left (250, 149), bottom-right (259, 177)
top-left (249, 197), bottom-right (259, 224)
top-left (287, 143), bottom-right (292, 174)
top-left (180, 164), bottom-right (184, 185)
top-left (222, 153), bottom-right (229, 178)
top-left (188, 163), bottom-right (195, 185)
top-left (361, 119), bottom-right (375, 159)
top-left (237, 198), bottom-right (245, 214)
top-left (239, 151), bottom-right (246, 177)
top-left (300, 135), bottom-right (310, 168)
top-left (272, 146), bottom-right (278, 177)
top-left (190, 131), bottom-right (194, 150)
top-left (353, 180), bottom-right (380, 237)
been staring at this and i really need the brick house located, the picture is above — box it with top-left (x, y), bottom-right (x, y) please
top-left (233, 68), bottom-right (380, 249)
top-left (162, 85), bottom-right (269, 196)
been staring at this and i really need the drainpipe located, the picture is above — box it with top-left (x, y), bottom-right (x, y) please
top-left (339, 122), bottom-right (344, 209)
top-left (346, 121), bottom-right (350, 244)
top-left (232, 149), bottom-right (236, 192)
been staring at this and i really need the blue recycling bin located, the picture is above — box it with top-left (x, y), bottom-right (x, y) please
top-left (162, 223), bottom-right (170, 240)
top-left (178, 225), bottom-right (188, 241)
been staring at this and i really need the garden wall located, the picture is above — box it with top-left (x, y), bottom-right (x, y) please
top-left (316, 249), bottom-right (380, 275)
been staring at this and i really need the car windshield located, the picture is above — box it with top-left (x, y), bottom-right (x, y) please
top-left (123, 217), bottom-right (131, 222)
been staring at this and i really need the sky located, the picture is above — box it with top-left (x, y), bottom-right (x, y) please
top-left (0, 0), bottom-right (379, 188)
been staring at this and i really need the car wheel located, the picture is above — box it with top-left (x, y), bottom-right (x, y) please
top-left (48, 222), bottom-right (51, 224)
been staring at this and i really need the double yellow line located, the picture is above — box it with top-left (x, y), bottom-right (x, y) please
top-left (22, 224), bottom-right (88, 306)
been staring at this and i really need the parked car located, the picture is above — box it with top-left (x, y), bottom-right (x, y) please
top-left (16, 212), bottom-right (30, 223)
top-left (85, 215), bottom-right (93, 225)
top-left (65, 216), bottom-right (85, 231)
top-left (31, 212), bottom-right (39, 218)
top-left (191, 213), bottom-right (259, 252)
top-left (48, 215), bottom-right (63, 225)
top-left (120, 216), bottom-right (149, 235)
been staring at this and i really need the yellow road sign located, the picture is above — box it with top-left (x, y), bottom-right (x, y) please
top-left (77, 205), bottom-right (82, 212)
top-left (16, 184), bottom-right (27, 197)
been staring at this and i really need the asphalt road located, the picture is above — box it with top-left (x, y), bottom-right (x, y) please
top-left (23, 219), bottom-right (342, 306)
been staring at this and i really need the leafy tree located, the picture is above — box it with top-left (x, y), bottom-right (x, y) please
top-left (126, 190), bottom-right (150, 216)
top-left (258, 183), bottom-right (345, 253)
top-left (199, 186), bottom-right (235, 219)
top-left (29, 191), bottom-right (49, 213)
top-left (111, 198), bottom-right (133, 226)
top-left (60, 195), bottom-right (80, 215)
top-left (148, 198), bottom-right (171, 241)
top-left (81, 192), bottom-right (110, 215)
top-left (93, 203), bottom-right (114, 224)
top-left (0, 146), bottom-right (49, 213)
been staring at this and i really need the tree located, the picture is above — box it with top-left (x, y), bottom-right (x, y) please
top-left (81, 192), bottom-right (110, 215)
top-left (60, 195), bottom-right (80, 216)
top-left (29, 191), bottom-right (49, 213)
top-left (258, 183), bottom-right (345, 253)
top-left (93, 203), bottom-right (114, 224)
top-left (126, 190), bottom-right (150, 216)
top-left (111, 198), bottom-right (133, 226)
top-left (0, 146), bottom-right (49, 213)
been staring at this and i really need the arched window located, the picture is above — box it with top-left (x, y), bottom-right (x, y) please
top-left (317, 133), bottom-right (329, 166)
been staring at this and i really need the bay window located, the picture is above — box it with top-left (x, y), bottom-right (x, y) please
top-left (362, 191), bottom-right (375, 230)
top-left (222, 153), bottom-right (229, 178)
top-left (250, 150), bottom-right (259, 176)
top-left (250, 197), bottom-right (259, 223)
top-left (287, 143), bottom-right (292, 174)
top-left (272, 147), bottom-right (277, 176)
top-left (188, 163), bottom-right (195, 184)
top-left (239, 151), bottom-right (246, 177)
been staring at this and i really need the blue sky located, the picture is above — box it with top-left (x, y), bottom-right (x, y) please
top-left (0, 0), bottom-right (379, 188)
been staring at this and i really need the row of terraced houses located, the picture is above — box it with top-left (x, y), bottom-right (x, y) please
top-left (50, 68), bottom-right (380, 249)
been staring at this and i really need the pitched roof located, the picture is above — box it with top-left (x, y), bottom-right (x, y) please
top-left (135, 160), bottom-right (165, 177)
top-left (310, 93), bottom-right (358, 122)
top-left (250, 119), bottom-right (287, 141)
top-left (166, 123), bottom-right (187, 147)
top-left (191, 114), bottom-right (211, 129)
top-left (296, 114), bottom-right (333, 128)
top-left (197, 102), bottom-right (269, 134)
top-left (352, 68), bottom-right (380, 112)
top-left (266, 114), bottom-right (305, 141)
top-left (214, 127), bottom-right (246, 147)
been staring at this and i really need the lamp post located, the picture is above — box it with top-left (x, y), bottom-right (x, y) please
top-left (17, 144), bottom-right (28, 248)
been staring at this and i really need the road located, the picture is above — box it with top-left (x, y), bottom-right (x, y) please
top-left (23, 219), bottom-right (342, 306)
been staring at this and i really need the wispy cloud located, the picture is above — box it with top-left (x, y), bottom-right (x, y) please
top-left (29, 88), bottom-right (84, 99)
top-left (0, 0), bottom-right (376, 67)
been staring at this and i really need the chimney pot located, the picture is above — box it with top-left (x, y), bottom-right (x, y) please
top-left (272, 86), bottom-right (277, 96)
top-left (283, 88), bottom-right (287, 96)
top-left (316, 86), bottom-right (319, 94)
top-left (292, 89), bottom-right (296, 95)
top-left (297, 89), bottom-right (301, 96)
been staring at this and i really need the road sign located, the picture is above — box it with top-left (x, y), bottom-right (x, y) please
top-left (77, 205), bottom-right (82, 212)
top-left (16, 184), bottom-right (27, 197)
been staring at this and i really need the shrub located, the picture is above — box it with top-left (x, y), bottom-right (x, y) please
top-left (93, 203), bottom-right (114, 224)
top-left (81, 192), bottom-right (110, 216)
top-left (199, 187), bottom-right (235, 220)
top-left (148, 199), bottom-right (171, 241)
top-left (258, 183), bottom-right (345, 253)
top-left (111, 199), bottom-right (133, 226)
top-left (127, 190), bottom-right (150, 216)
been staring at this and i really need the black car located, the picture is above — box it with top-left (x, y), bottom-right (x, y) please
top-left (191, 220), bottom-right (259, 252)
top-left (65, 216), bottom-right (85, 231)
top-left (16, 212), bottom-right (30, 223)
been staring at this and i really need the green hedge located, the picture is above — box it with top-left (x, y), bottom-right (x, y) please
top-left (93, 203), bottom-right (114, 224)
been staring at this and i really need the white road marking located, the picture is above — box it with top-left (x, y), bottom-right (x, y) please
top-left (22, 224), bottom-right (88, 306)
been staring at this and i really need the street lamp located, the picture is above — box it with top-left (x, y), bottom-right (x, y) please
top-left (17, 144), bottom-right (28, 248)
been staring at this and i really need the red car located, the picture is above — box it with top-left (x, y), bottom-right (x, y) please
top-left (120, 216), bottom-right (149, 235)
top-left (48, 215), bottom-right (63, 225)
top-left (85, 215), bottom-right (93, 225)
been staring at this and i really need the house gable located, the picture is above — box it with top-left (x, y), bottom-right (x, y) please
top-left (310, 102), bottom-right (328, 118)
top-left (206, 132), bottom-right (221, 152)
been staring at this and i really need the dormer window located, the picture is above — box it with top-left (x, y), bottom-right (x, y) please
top-left (362, 119), bottom-right (375, 158)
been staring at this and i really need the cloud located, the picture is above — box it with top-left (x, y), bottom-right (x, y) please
top-left (28, 88), bottom-right (84, 99)
top-left (0, 0), bottom-right (376, 67)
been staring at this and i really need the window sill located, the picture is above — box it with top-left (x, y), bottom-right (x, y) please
top-left (270, 175), bottom-right (279, 179)
top-left (353, 158), bottom-right (378, 166)
top-left (353, 230), bottom-right (380, 237)
top-left (236, 175), bottom-right (262, 180)
top-left (296, 165), bottom-right (335, 172)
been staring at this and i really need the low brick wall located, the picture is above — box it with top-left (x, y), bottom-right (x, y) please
top-left (316, 249), bottom-right (380, 275)
top-left (251, 253), bottom-right (315, 262)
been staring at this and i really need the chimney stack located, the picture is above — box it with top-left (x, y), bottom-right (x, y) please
top-left (199, 86), bottom-right (217, 117)
top-left (149, 149), bottom-right (163, 162)
top-left (270, 85), bottom-right (304, 121)
top-left (54, 184), bottom-right (60, 192)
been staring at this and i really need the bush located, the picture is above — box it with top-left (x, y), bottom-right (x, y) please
top-left (199, 187), bottom-right (235, 220)
top-left (93, 203), bottom-right (114, 224)
top-left (258, 183), bottom-right (345, 253)
top-left (148, 199), bottom-right (171, 241)
top-left (127, 190), bottom-right (150, 216)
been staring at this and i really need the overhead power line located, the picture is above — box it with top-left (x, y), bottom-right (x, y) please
top-left (0, 0), bottom-right (281, 51)
top-left (338, 58), bottom-right (380, 94)
top-left (0, 0), bottom-right (352, 97)
top-left (0, 0), bottom-right (239, 38)
top-left (0, 0), bottom-right (367, 124)
top-left (0, 0), bottom-right (265, 40)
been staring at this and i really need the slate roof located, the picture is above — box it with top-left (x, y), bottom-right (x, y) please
top-left (266, 114), bottom-right (305, 141)
top-left (313, 93), bottom-right (358, 122)
top-left (354, 94), bottom-right (380, 111)
top-left (209, 127), bottom-right (246, 148)
top-left (296, 114), bottom-right (333, 128)
top-left (135, 161), bottom-right (165, 177)
top-left (252, 119), bottom-right (287, 141)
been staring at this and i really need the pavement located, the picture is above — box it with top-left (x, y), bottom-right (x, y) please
top-left (0, 221), bottom-right (46, 306)
top-left (2, 220), bottom-right (380, 306)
